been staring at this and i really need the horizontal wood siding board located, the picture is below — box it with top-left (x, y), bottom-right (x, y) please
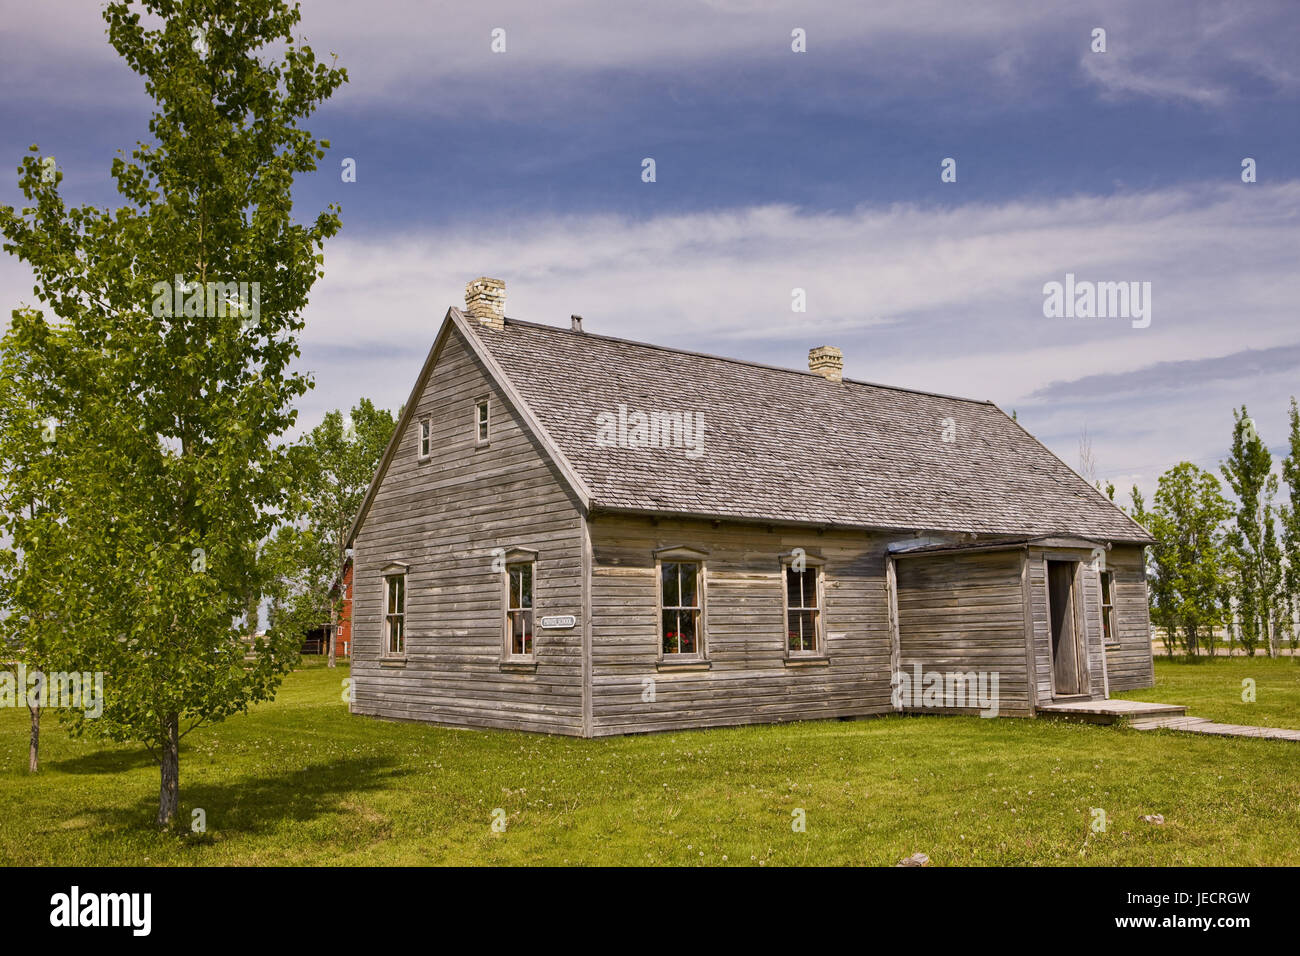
top-left (588, 515), bottom-right (894, 733)
top-left (895, 550), bottom-right (1031, 713)
top-left (1102, 545), bottom-right (1156, 691)
top-left (353, 325), bottom-right (586, 734)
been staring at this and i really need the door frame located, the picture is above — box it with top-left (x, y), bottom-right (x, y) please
top-left (1045, 557), bottom-right (1090, 699)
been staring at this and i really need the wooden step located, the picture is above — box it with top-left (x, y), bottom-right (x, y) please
top-left (1036, 699), bottom-right (1186, 725)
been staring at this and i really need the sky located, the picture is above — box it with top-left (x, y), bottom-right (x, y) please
top-left (1, 0), bottom-right (1298, 502)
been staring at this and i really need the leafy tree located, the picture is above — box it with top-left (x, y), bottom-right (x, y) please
top-left (1129, 486), bottom-right (1173, 658)
top-left (0, 0), bottom-right (345, 827)
top-left (1221, 407), bottom-right (1284, 657)
top-left (1281, 397), bottom-right (1300, 653)
top-left (0, 313), bottom-right (79, 771)
top-left (1133, 466), bottom-right (1232, 659)
top-left (267, 400), bottom-right (393, 666)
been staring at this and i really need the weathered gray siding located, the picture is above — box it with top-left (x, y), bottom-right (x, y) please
top-left (1103, 545), bottom-right (1155, 692)
top-left (893, 550), bottom-right (1033, 717)
top-left (587, 515), bottom-right (895, 736)
top-left (351, 325), bottom-right (587, 735)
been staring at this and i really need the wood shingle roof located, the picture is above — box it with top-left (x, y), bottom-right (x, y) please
top-left (468, 311), bottom-right (1152, 543)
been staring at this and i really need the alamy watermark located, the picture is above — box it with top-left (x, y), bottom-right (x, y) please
top-left (1, 665), bottom-right (103, 718)
top-left (1042, 273), bottom-right (1150, 329)
top-left (891, 664), bottom-right (1000, 717)
top-left (595, 404), bottom-right (706, 459)
top-left (151, 275), bottom-right (260, 326)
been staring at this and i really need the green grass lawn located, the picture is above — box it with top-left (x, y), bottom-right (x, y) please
top-left (2, 657), bottom-right (1298, 866)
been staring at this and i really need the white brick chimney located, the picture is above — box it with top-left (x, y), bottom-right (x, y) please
top-left (465, 277), bottom-right (506, 330)
top-left (808, 345), bottom-right (843, 382)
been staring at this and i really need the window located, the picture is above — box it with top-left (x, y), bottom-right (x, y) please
top-left (417, 419), bottom-right (431, 459)
top-left (384, 572), bottom-right (406, 656)
top-left (505, 561), bottom-right (534, 658)
top-left (785, 564), bottom-right (822, 654)
top-left (1100, 571), bottom-right (1117, 645)
top-left (475, 399), bottom-right (490, 445)
top-left (660, 561), bottom-right (702, 656)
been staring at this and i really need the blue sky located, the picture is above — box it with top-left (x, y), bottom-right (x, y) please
top-left (2, 0), bottom-right (1298, 500)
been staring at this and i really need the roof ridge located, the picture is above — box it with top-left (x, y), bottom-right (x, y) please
top-left (491, 314), bottom-right (996, 407)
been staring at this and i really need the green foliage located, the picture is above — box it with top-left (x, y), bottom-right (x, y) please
top-left (1137, 464), bottom-right (1232, 659)
top-left (0, 311), bottom-right (81, 771)
top-left (265, 399), bottom-right (394, 657)
top-left (1220, 407), bottom-right (1284, 657)
top-left (0, 0), bottom-right (344, 824)
top-left (1281, 397), bottom-right (1300, 652)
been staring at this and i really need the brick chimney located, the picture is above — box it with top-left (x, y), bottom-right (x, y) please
top-left (808, 345), bottom-right (843, 382)
top-left (465, 277), bottom-right (506, 330)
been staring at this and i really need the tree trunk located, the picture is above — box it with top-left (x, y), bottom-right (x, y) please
top-left (28, 701), bottom-right (40, 773)
top-left (157, 713), bottom-right (180, 829)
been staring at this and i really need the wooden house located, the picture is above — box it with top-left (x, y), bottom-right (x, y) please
top-left (346, 278), bottom-right (1154, 736)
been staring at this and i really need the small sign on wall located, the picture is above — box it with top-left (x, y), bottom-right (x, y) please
top-left (540, 615), bottom-right (577, 630)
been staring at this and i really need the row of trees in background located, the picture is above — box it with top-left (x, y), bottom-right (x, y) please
top-left (1116, 400), bottom-right (1300, 659)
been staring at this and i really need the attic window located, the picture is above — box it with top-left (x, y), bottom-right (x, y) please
top-left (476, 399), bottom-right (490, 445)
top-left (418, 419), bottom-right (431, 459)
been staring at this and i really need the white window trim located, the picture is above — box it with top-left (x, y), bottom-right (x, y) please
top-left (654, 546), bottom-right (708, 663)
top-left (781, 552), bottom-right (826, 659)
top-left (417, 419), bottom-right (431, 460)
top-left (501, 547), bottom-right (538, 662)
top-left (381, 562), bottom-right (408, 659)
top-left (1100, 570), bottom-right (1119, 646)
top-left (475, 397), bottom-right (491, 446)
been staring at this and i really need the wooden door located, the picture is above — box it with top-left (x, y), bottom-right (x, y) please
top-left (1047, 560), bottom-right (1082, 695)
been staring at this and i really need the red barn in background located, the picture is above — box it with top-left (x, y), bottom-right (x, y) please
top-left (334, 558), bottom-right (353, 659)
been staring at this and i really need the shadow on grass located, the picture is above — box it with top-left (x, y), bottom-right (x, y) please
top-left (49, 747), bottom-right (156, 774)
top-left (90, 754), bottom-right (405, 835)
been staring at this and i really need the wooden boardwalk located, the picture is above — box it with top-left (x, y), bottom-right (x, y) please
top-left (1037, 697), bottom-right (1300, 741)
top-left (1129, 715), bottom-right (1300, 741)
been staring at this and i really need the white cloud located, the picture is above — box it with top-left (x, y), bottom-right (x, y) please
top-left (4, 181), bottom-right (1298, 500)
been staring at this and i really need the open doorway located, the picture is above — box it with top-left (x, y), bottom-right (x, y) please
top-left (1047, 560), bottom-right (1086, 696)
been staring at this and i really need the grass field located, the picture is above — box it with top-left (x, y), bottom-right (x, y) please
top-left (2, 656), bottom-right (1298, 866)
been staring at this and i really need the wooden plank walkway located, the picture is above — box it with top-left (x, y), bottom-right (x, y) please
top-left (1129, 715), bottom-right (1300, 741)
top-left (1037, 698), bottom-right (1300, 740)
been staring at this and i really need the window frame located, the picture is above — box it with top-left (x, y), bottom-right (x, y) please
top-left (475, 397), bottom-right (491, 446)
top-left (500, 547), bottom-right (538, 663)
top-left (781, 553), bottom-right (826, 659)
top-left (654, 546), bottom-right (708, 664)
top-left (381, 563), bottom-right (408, 659)
top-left (1099, 570), bottom-right (1118, 646)
top-left (417, 418), bottom-right (431, 460)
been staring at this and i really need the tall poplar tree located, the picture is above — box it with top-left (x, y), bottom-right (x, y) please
top-left (0, 0), bottom-right (345, 827)
top-left (1221, 407), bottom-right (1283, 657)
top-left (1281, 397), bottom-right (1300, 652)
